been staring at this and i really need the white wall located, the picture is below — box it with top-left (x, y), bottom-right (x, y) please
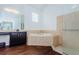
top-left (1, 4), bottom-right (79, 31)
top-left (41, 5), bottom-right (79, 31)
top-left (22, 5), bottom-right (45, 30)
top-left (0, 4), bottom-right (43, 30)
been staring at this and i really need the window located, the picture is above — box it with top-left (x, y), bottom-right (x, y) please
top-left (32, 12), bottom-right (39, 23)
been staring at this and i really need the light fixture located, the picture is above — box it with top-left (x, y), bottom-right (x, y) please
top-left (3, 8), bottom-right (20, 14)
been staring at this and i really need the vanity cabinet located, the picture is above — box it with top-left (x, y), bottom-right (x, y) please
top-left (10, 32), bottom-right (26, 47)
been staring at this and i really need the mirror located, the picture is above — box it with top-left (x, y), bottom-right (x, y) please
top-left (0, 8), bottom-right (24, 31)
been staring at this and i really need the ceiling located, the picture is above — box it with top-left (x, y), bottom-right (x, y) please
top-left (27, 4), bottom-right (79, 15)
top-left (28, 4), bottom-right (79, 11)
top-left (0, 4), bottom-right (79, 15)
top-left (27, 4), bottom-right (48, 10)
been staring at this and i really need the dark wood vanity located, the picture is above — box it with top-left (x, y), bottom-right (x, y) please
top-left (0, 32), bottom-right (27, 47)
top-left (10, 32), bottom-right (26, 47)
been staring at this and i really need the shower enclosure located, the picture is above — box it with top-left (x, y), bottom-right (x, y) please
top-left (57, 11), bottom-right (79, 55)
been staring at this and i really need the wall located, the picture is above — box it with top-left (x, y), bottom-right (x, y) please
top-left (22, 5), bottom-right (45, 30)
top-left (41, 5), bottom-right (64, 31)
top-left (41, 5), bottom-right (79, 31)
top-left (0, 4), bottom-right (44, 31)
top-left (1, 4), bottom-right (79, 31)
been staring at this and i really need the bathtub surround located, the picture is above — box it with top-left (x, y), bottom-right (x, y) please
top-left (27, 30), bottom-right (53, 46)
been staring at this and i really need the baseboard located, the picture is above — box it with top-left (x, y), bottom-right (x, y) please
top-left (27, 44), bottom-right (51, 47)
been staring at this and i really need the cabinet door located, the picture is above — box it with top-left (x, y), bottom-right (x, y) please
top-left (18, 32), bottom-right (26, 44)
top-left (10, 32), bottom-right (26, 47)
top-left (10, 32), bottom-right (18, 46)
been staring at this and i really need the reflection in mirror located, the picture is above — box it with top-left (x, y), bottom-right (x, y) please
top-left (0, 9), bottom-right (24, 31)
